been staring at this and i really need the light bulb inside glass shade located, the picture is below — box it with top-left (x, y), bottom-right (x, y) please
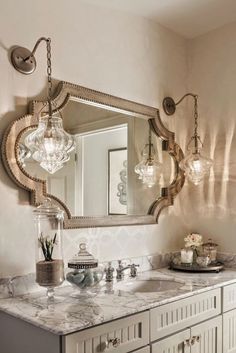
top-left (134, 142), bottom-right (162, 187)
top-left (135, 158), bottom-right (161, 188)
top-left (179, 150), bottom-right (213, 185)
top-left (25, 114), bottom-right (75, 174)
top-left (142, 160), bottom-right (160, 188)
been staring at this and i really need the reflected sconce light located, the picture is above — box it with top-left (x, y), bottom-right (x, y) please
top-left (163, 93), bottom-right (213, 185)
top-left (10, 37), bottom-right (75, 174)
top-left (134, 127), bottom-right (162, 188)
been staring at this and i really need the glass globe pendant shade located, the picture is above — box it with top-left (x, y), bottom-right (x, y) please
top-left (25, 113), bottom-right (75, 174)
top-left (179, 149), bottom-right (213, 185)
top-left (141, 158), bottom-right (161, 188)
top-left (134, 160), bottom-right (145, 179)
top-left (135, 140), bottom-right (161, 187)
top-left (134, 142), bottom-right (149, 179)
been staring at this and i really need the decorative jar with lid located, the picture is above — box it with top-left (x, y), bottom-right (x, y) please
top-left (66, 243), bottom-right (104, 295)
top-left (34, 198), bottom-right (64, 299)
top-left (202, 239), bottom-right (218, 263)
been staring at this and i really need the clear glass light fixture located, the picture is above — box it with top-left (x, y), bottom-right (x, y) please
top-left (25, 108), bottom-right (75, 174)
top-left (135, 128), bottom-right (161, 188)
top-left (11, 37), bottom-right (75, 174)
top-left (179, 95), bottom-right (213, 185)
top-left (179, 147), bottom-right (213, 186)
top-left (163, 93), bottom-right (213, 186)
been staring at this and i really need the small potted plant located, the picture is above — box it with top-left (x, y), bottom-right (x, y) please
top-left (36, 233), bottom-right (64, 298)
top-left (34, 198), bottom-right (64, 299)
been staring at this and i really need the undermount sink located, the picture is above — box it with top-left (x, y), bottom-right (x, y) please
top-left (114, 278), bottom-right (183, 293)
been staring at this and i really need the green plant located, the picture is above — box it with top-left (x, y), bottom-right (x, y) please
top-left (38, 233), bottom-right (57, 261)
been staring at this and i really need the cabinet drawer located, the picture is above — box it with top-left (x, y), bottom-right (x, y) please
top-left (152, 329), bottom-right (190, 353)
top-left (150, 288), bottom-right (221, 341)
top-left (223, 283), bottom-right (236, 312)
top-left (62, 311), bottom-right (149, 353)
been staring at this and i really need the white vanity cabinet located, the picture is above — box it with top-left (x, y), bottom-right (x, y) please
top-left (0, 285), bottom-right (232, 353)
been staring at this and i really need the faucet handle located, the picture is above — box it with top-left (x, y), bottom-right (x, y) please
top-left (117, 260), bottom-right (123, 269)
top-left (105, 262), bottom-right (114, 282)
top-left (130, 264), bottom-right (139, 277)
top-left (116, 260), bottom-right (125, 280)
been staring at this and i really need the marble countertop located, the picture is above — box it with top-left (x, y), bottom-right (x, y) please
top-left (1, 267), bottom-right (236, 336)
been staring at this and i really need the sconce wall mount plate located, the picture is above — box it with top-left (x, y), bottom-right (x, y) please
top-left (11, 46), bottom-right (37, 75)
top-left (162, 97), bottom-right (176, 116)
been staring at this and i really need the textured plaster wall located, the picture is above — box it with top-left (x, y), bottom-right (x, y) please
top-left (0, 0), bottom-right (188, 277)
top-left (184, 22), bottom-right (236, 252)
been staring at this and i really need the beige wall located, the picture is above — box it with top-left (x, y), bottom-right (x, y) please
top-left (184, 22), bottom-right (236, 252)
top-left (0, 0), bottom-right (188, 277)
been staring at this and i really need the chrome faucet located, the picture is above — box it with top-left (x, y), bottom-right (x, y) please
top-left (130, 263), bottom-right (139, 277)
top-left (105, 262), bottom-right (114, 282)
top-left (116, 260), bottom-right (139, 280)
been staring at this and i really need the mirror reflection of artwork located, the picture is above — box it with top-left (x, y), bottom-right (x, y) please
top-left (117, 160), bottom-right (127, 206)
top-left (108, 148), bottom-right (127, 215)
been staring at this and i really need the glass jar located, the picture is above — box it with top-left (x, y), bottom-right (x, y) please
top-left (202, 239), bottom-right (218, 263)
top-left (66, 243), bottom-right (104, 296)
top-left (34, 198), bottom-right (64, 299)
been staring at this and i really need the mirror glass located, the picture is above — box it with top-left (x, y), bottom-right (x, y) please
top-left (18, 98), bottom-right (174, 217)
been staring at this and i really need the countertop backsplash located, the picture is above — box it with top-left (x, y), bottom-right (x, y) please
top-left (0, 251), bottom-right (234, 298)
top-left (0, 252), bottom-right (173, 298)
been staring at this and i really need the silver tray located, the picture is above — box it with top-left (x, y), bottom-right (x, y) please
top-left (170, 261), bottom-right (224, 273)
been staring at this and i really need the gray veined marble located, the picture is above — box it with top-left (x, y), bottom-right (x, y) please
top-left (1, 268), bottom-right (236, 335)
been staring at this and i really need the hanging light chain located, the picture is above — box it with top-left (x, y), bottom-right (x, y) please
top-left (46, 38), bottom-right (52, 101)
top-left (193, 95), bottom-right (198, 138)
top-left (23, 37), bottom-right (53, 119)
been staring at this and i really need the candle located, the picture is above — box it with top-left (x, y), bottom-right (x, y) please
top-left (181, 248), bottom-right (193, 264)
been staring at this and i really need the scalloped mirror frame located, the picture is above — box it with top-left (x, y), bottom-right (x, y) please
top-left (1, 81), bottom-right (185, 228)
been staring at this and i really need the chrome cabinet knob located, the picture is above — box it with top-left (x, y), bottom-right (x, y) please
top-left (184, 335), bottom-right (200, 347)
top-left (192, 335), bottom-right (201, 344)
top-left (184, 338), bottom-right (191, 347)
top-left (105, 338), bottom-right (121, 349)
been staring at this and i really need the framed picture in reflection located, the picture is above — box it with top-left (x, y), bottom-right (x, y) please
top-left (108, 147), bottom-right (127, 215)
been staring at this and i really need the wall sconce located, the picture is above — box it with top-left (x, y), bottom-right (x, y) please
top-left (134, 127), bottom-right (162, 188)
top-left (10, 37), bottom-right (75, 174)
top-left (163, 93), bottom-right (213, 185)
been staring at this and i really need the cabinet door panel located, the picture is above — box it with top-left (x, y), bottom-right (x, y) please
top-left (191, 315), bottom-right (222, 353)
top-left (223, 308), bottom-right (236, 353)
top-left (152, 329), bottom-right (190, 353)
top-left (223, 284), bottom-right (236, 313)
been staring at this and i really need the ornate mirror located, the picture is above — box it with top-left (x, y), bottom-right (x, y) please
top-left (2, 81), bottom-right (184, 228)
